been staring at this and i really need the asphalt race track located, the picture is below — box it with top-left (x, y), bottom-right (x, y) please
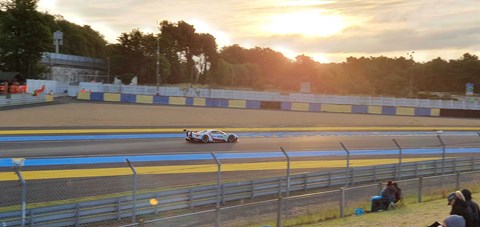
top-left (2, 99), bottom-right (480, 207)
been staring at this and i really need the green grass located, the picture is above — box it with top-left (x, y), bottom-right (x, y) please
top-left (295, 192), bottom-right (480, 227)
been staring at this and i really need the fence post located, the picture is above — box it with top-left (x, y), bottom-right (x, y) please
top-left (437, 135), bottom-right (446, 176)
top-left (340, 187), bottom-right (345, 218)
top-left (277, 197), bottom-right (283, 227)
top-left (14, 167), bottom-right (26, 227)
top-left (456, 172), bottom-right (461, 190)
top-left (280, 147), bottom-right (291, 197)
top-left (211, 152), bottom-right (222, 227)
top-left (126, 159), bottom-right (137, 224)
top-left (418, 177), bottom-right (423, 203)
top-left (340, 142), bottom-right (350, 187)
top-left (393, 139), bottom-right (403, 180)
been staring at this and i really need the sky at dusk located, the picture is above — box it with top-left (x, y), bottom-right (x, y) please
top-left (37, 0), bottom-right (480, 63)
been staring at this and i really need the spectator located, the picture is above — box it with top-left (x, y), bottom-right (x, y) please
top-left (429, 215), bottom-right (465, 227)
top-left (449, 191), bottom-right (474, 227)
top-left (393, 182), bottom-right (402, 203)
top-left (444, 215), bottom-right (466, 227)
top-left (462, 189), bottom-right (480, 227)
top-left (380, 180), bottom-right (396, 209)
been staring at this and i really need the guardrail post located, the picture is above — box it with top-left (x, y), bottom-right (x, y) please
top-left (418, 177), bottom-right (423, 203)
top-left (251, 180), bottom-right (255, 199)
top-left (472, 157), bottom-right (475, 171)
top-left (14, 166), bottom-right (26, 227)
top-left (340, 187), bottom-right (345, 218)
top-left (280, 147), bottom-right (291, 197)
top-left (303, 173), bottom-right (308, 191)
top-left (340, 142), bottom-right (350, 187)
top-left (74, 204), bottom-right (80, 227)
top-left (189, 189), bottom-right (194, 208)
top-left (437, 135), bottom-right (446, 176)
top-left (115, 198), bottom-right (121, 221)
top-left (415, 162), bottom-right (419, 177)
top-left (453, 159), bottom-right (457, 173)
top-left (126, 159), bottom-right (137, 224)
top-left (211, 152), bottom-right (222, 227)
top-left (328, 172), bottom-right (332, 187)
top-left (456, 172), bottom-right (461, 190)
top-left (393, 139), bottom-right (403, 180)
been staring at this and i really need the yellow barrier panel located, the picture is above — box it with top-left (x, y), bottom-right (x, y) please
top-left (322, 104), bottom-right (352, 113)
top-left (368, 106), bottom-right (382, 114)
top-left (291, 102), bottom-right (309, 111)
top-left (45, 94), bottom-right (54, 102)
top-left (396, 107), bottom-right (415, 116)
top-left (76, 92), bottom-right (91, 100)
top-left (0, 158), bottom-right (438, 181)
top-left (431, 108), bottom-right (440, 116)
top-left (193, 97), bottom-right (206, 106)
top-left (103, 93), bottom-right (121, 102)
top-left (229, 100), bottom-right (246, 108)
top-left (169, 97), bottom-right (186, 105)
top-left (136, 95), bottom-right (153, 104)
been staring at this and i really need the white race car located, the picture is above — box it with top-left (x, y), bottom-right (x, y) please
top-left (184, 129), bottom-right (239, 143)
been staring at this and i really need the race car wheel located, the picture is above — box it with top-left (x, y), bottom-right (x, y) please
top-left (201, 135), bottom-right (209, 143)
top-left (228, 135), bottom-right (236, 143)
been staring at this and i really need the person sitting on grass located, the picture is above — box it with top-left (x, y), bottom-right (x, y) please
top-left (448, 191), bottom-right (474, 227)
top-left (461, 189), bottom-right (480, 227)
top-left (380, 180), bottom-right (397, 209)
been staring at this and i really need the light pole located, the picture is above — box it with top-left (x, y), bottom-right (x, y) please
top-left (407, 51), bottom-right (415, 97)
top-left (156, 21), bottom-right (161, 95)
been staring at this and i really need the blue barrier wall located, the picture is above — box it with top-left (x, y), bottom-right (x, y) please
top-left (77, 92), bottom-right (442, 117)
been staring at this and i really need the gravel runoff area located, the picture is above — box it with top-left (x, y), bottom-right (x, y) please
top-left (2, 97), bottom-right (480, 128)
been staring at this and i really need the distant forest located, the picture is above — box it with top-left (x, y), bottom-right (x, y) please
top-left (1, 0), bottom-right (479, 98)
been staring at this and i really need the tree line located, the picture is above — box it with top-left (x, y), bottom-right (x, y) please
top-left (1, 0), bottom-right (479, 98)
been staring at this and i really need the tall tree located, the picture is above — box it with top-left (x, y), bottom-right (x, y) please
top-left (0, 0), bottom-right (51, 77)
top-left (106, 29), bottom-right (169, 85)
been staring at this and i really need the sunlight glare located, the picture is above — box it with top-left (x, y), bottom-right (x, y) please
top-left (274, 46), bottom-right (297, 60)
top-left (279, 0), bottom-right (336, 7)
top-left (38, 0), bottom-right (57, 11)
top-left (188, 19), bottom-right (231, 47)
top-left (264, 10), bottom-right (346, 37)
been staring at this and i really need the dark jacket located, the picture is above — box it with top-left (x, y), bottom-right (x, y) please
top-left (381, 186), bottom-right (396, 203)
top-left (451, 199), bottom-right (475, 227)
top-left (466, 200), bottom-right (480, 227)
top-left (462, 189), bottom-right (480, 227)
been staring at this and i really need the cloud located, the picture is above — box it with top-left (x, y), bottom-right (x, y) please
top-left (37, 0), bottom-right (480, 62)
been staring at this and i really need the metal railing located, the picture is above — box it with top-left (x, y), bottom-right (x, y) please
top-left (1, 156), bottom-right (479, 226)
top-left (129, 171), bottom-right (480, 227)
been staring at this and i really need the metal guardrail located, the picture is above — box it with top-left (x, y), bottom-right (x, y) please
top-left (131, 171), bottom-right (478, 227)
top-left (1, 157), bottom-right (478, 226)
